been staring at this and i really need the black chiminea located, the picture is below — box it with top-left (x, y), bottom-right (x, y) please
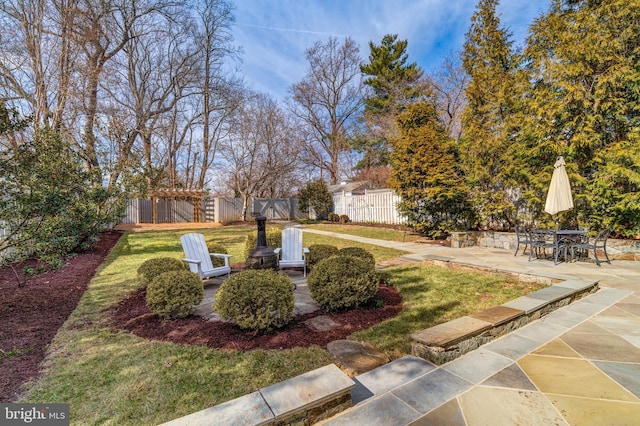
top-left (245, 216), bottom-right (279, 270)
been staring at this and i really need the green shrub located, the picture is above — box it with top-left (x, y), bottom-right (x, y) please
top-left (339, 214), bottom-right (350, 223)
top-left (0, 125), bottom-right (126, 269)
top-left (137, 257), bottom-right (186, 284)
top-left (307, 244), bottom-right (338, 270)
top-left (307, 255), bottom-right (379, 311)
top-left (146, 270), bottom-right (203, 319)
top-left (328, 212), bottom-right (340, 222)
top-left (243, 227), bottom-right (282, 259)
top-left (214, 269), bottom-right (294, 332)
top-left (336, 247), bottom-right (375, 269)
top-left (297, 180), bottom-right (332, 220)
top-left (206, 241), bottom-right (229, 267)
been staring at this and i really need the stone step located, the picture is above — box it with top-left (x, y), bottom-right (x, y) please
top-left (318, 356), bottom-right (471, 425)
top-left (160, 364), bottom-right (354, 426)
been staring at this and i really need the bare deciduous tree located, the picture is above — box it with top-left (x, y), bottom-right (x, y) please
top-left (0, 0), bottom-right (75, 128)
top-left (0, 0), bottom-right (248, 199)
top-left (289, 36), bottom-right (364, 185)
top-left (220, 91), bottom-right (302, 220)
top-left (191, 0), bottom-right (239, 190)
top-left (428, 52), bottom-right (468, 142)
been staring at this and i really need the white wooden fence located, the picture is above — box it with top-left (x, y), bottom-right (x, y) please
top-left (0, 221), bottom-right (11, 263)
top-left (117, 190), bottom-right (406, 225)
top-left (332, 189), bottom-right (406, 225)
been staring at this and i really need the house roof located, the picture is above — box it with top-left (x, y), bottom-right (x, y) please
top-left (327, 181), bottom-right (373, 194)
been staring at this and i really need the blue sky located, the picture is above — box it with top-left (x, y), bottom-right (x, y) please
top-left (230, 0), bottom-right (549, 101)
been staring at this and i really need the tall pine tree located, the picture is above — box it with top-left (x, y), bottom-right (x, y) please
top-left (356, 34), bottom-right (425, 185)
top-left (521, 0), bottom-right (640, 236)
top-left (360, 34), bottom-right (424, 115)
top-left (460, 0), bottom-right (520, 230)
top-left (389, 101), bottom-right (473, 238)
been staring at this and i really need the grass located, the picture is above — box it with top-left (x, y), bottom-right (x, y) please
top-left (352, 264), bottom-right (545, 358)
top-left (20, 225), bottom-right (545, 425)
top-left (303, 223), bottom-right (423, 242)
top-left (1, 347), bottom-right (33, 360)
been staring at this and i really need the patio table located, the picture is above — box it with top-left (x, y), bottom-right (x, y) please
top-left (529, 228), bottom-right (587, 264)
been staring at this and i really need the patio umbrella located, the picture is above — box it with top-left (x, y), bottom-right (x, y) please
top-left (544, 156), bottom-right (574, 226)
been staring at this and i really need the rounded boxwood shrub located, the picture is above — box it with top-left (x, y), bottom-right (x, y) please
top-left (339, 214), bottom-right (350, 223)
top-left (137, 257), bottom-right (186, 284)
top-left (336, 247), bottom-right (375, 269)
top-left (307, 255), bottom-right (379, 311)
top-left (206, 241), bottom-right (229, 267)
top-left (327, 212), bottom-right (340, 222)
top-left (214, 269), bottom-right (294, 332)
top-left (307, 244), bottom-right (338, 270)
top-left (146, 270), bottom-right (203, 319)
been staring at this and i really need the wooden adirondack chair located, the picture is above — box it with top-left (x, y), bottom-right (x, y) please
top-left (180, 233), bottom-right (232, 279)
top-left (274, 227), bottom-right (309, 276)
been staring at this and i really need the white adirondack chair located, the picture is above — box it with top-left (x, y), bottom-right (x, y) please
top-left (180, 233), bottom-right (232, 279)
top-left (274, 227), bottom-right (309, 276)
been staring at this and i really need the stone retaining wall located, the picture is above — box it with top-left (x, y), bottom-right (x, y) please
top-left (450, 231), bottom-right (640, 261)
top-left (160, 364), bottom-right (355, 426)
top-left (411, 256), bottom-right (600, 365)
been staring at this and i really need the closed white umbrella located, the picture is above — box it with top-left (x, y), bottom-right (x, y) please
top-left (545, 156), bottom-right (574, 223)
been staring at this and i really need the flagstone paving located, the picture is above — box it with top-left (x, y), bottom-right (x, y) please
top-left (303, 229), bottom-right (640, 426)
top-left (166, 228), bottom-right (640, 425)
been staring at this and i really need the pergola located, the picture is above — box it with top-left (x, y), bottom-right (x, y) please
top-left (148, 189), bottom-right (207, 223)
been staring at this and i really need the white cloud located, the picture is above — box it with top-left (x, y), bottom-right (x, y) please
top-left (230, 0), bottom-right (548, 100)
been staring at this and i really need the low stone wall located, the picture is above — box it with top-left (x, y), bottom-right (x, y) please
top-left (411, 257), bottom-right (599, 366)
top-left (450, 231), bottom-right (640, 261)
top-left (161, 364), bottom-right (355, 426)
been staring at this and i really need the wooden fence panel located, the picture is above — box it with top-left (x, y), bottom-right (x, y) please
top-left (121, 199), bottom-right (138, 224)
top-left (120, 197), bottom-right (306, 224)
top-left (332, 189), bottom-right (406, 225)
top-left (0, 222), bottom-right (11, 263)
top-left (203, 199), bottom-right (215, 222)
top-left (157, 200), bottom-right (193, 223)
top-left (214, 198), bottom-right (244, 224)
top-left (253, 199), bottom-right (304, 220)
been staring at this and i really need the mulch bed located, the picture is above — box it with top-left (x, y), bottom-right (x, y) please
top-left (1, 230), bottom-right (403, 401)
top-left (0, 230), bottom-right (123, 402)
top-left (109, 285), bottom-right (402, 351)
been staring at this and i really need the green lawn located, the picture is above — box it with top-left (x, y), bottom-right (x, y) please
top-left (302, 223), bottom-right (423, 242)
top-left (21, 225), bottom-right (544, 425)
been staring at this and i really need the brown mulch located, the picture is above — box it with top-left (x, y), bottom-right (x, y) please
top-left (109, 285), bottom-right (402, 351)
top-left (1, 230), bottom-right (403, 402)
top-left (0, 230), bottom-right (124, 402)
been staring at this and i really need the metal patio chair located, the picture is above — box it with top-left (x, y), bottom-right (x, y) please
top-left (514, 225), bottom-right (532, 256)
top-left (572, 228), bottom-right (612, 266)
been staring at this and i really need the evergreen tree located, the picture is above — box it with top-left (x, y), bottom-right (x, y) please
top-left (356, 34), bottom-right (425, 182)
top-left (389, 101), bottom-right (473, 238)
top-left (521, 0), bottom-right (640, 236)
top-left (297, 180), bottom-right (333, 220)
top-left (460, 0), bottom-right (520, 230)
top-left (360, 34), bottom-right (423, 115)
top-left (0, 123), bottom-right (125, 269)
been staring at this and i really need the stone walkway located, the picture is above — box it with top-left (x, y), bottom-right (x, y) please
top-left (168, 228), bottom-right (640, 425)
top-left (301, 228), bottom-right (640, 425)
top-left (192, 270), bottom-right (318, 322)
